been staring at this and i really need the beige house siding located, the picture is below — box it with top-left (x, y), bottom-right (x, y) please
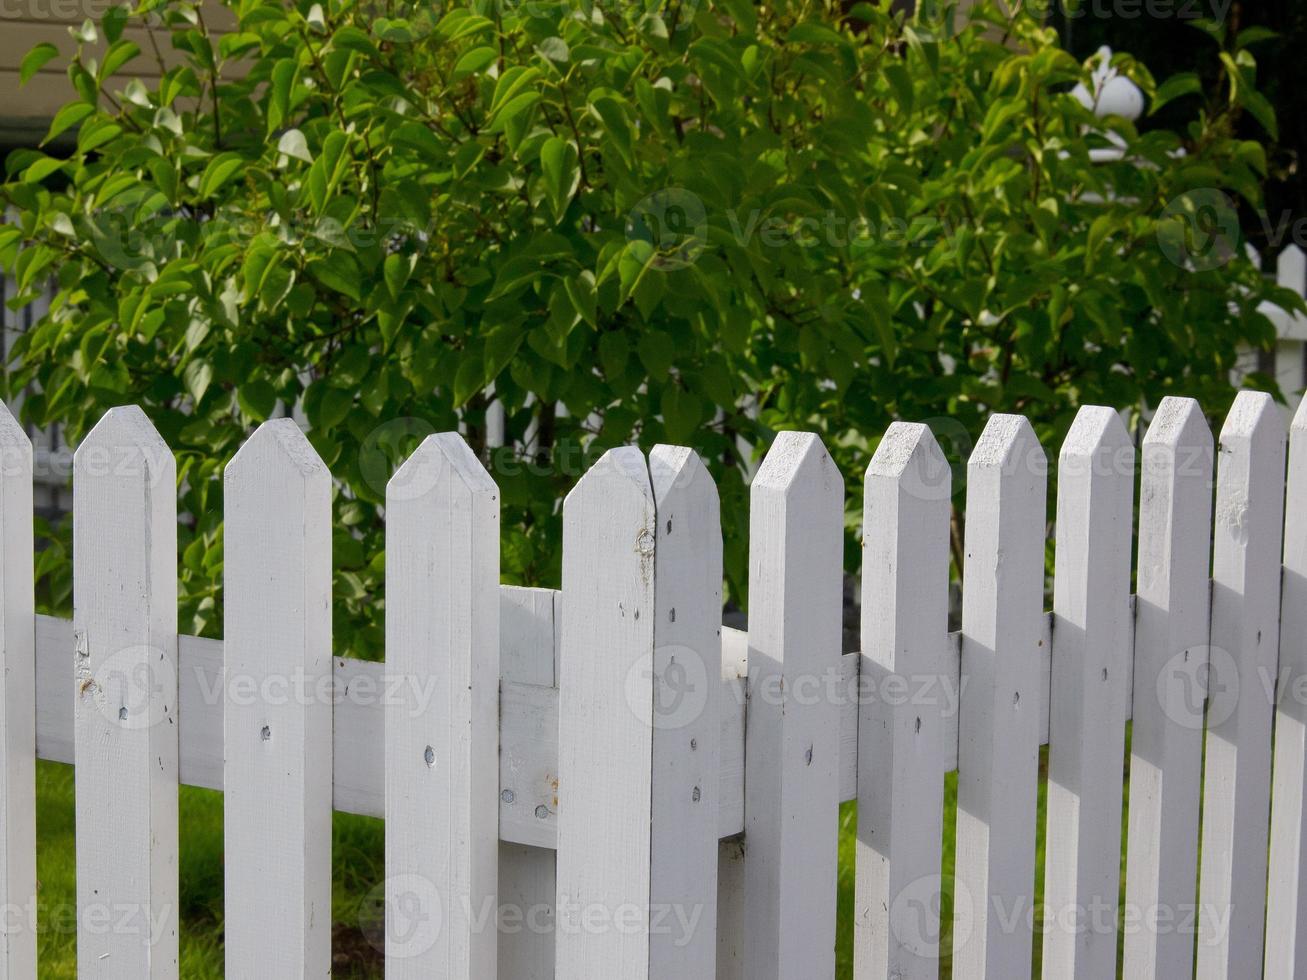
top-left (0, 3), bottom-right (233, 145)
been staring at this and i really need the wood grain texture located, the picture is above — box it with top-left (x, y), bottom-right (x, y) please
top-left (648, 445), bottom-right (721, 977)
top-left (854, 423), bottom-right (950, 979)
top-left (553, 447), bottom-right (658, 979)
top-left (1042, 407), bottom-right (1134, 979)
top-left (1197, 391), bottom-right (1285, 980)
top-left (0, 405), bottom-right (34, 978)
top-left (223, 419), bottom-right (332, 978)
top-left (953, 414), bottom-right (1045, 979)
top-left (73, 405), bottom-right (178, 979)
top-left (385, 433), bottom-right (500, 978)
top-left (1123, 397), bottom-right (1213, 980)
top-left (743, 432), bottom-right (843, 980)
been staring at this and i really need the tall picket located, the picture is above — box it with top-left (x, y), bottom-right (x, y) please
top-left (554, 447), bottom-right (658, 977)
top-left (224, 419), bottom-right (332, 977)
top-left (953, 415), bottom-right (1046, 978)
top-left (0, 406), bottom-right (34, 977)
top-left (744, 432), bottom-right (843, 980)
top-left (1266, 398), bottom-right (1307, 977)
top-left (385, 433), bottom-right (500, 977)
top-left (73, 405), bottom-right (179, 978)
top-left (1123, 397), bottom-right (1213, 979)
top-left (648, 445), bottom-right (721, 975)
top-left (854, 423), bottom-right (950, 978)
top-left (1043, 407), bottom-right (1134, 978)
top-left (1197, 391), bottom-right (1286, 979)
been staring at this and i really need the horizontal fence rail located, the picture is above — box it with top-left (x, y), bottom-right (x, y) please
top-left (0, 393), bottom-right (1305, 978)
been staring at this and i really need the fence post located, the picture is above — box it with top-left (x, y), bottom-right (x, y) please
top-left (73, 405), bottom-right (178, 978)
top-left (1197, 391), bottom-right (1285, 979)
top-left (554, 447), bottom-right (657, 977)
top-left (1123, 396), bottom-right (1213, 979)
top-left (953, 415), bottom-right (1045, 978)
top-left (648, 445), bottom-right (721, 975)
top-left (223, 419), bottom-right (332, 977)
top-left (1043, 406), bottom-right (1134, 977)
top-left (0, 406), bottom-right (34, 978)
top-left (854, 422), bottom-right (950, 979)
top-left (385, 432), bottom-right (500, 977)
top-left (743, 432), bottom-right (843, 980)
top-left (1266, 398), bottom-right (1307, 977)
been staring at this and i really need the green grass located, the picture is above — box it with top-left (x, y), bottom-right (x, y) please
top-left (37, 733), bottom-right (1134, 977)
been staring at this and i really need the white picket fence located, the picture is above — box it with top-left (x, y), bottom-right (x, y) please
top-left (0, 391), bottom-right (1304, 978)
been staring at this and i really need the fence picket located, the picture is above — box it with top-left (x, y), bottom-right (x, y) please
top-left (1265, 398), bottom-right (1307, 977)
top-left (0, 406), bottom-right (34, 978)
top-left (743, 432), bottom-right (843, 980)
top-left (953, 415), bottom-right (1046, 978)
top-left (1197, 391), bottom-right (1286, 979)
top-left (554, 447), bottom-right (658, 977)
top-left (648, 445), bottom-right (721, 976)
top-left (384, 433), bottom-right (500, 977)
top-left (498, 586), bottom-right (560, 978)
top-left (73, 405), bottom-right (178, 978)
top-left (223, 419), bottom-right (332, 978)
top-left (854, 423), bottom-right (951, 979)
top-left (1043, 407), bottom-right (1135, 978)
top-left (1123, 396), bottom-right (1213, 979)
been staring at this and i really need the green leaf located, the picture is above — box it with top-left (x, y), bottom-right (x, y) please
top-left (183, 359), bottom-right (213, 403)
top-left (539, 137), bottom-right (579, 224)
top-left (309, 251), bottom-right (362, 301)
top-left (1151, 72), bottom-right (1201, 114)
top-left (198, 153), bottom-right (245, 199)
top-left (42, 103), bottom-right (93, 145)
top-left (19, 43), bottom-right (59, 86)
top-left (637, 332), bottom-right (675, 376)
top-left (99, 39), bottom-right (140, 80)
top-left (452, 46), bottom-right (497, 81)
top-left (23, 155), bottom-right (66, 184)
top-left (277, 128), bottom-right (313, 164)
top-left (237, 381), bottom-right (277, 422)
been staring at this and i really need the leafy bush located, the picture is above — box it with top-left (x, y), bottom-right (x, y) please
top-left (1, 0), bottom-right (1294, 653)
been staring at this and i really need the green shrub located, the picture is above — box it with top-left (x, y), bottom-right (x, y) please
top-left (1, 0), bottom-right (1295, 651)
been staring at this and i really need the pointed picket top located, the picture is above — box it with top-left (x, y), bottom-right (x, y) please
top-left (753, 430), bottom-right (842, 501)
top-left (1294, 395), bottom-right (1307, 440)
top-left (969, 413), bottom-right (1045, 481)
top-left (1143, 395), bottom-right (1211, 454)
top-left (564, 444), bottom-right (652, 511)
top-left (1061, 404), bottom-right (1130, 456)
top-left (1222, 389), bottom-right (1284, 446)
top-left (228, 417), bottom-right (326, 485)
top-left (74, 404), bottom-right (172, 486)
top-left (388, 431), bottom-right (496, 506)
top-left (1279, 242), bottom-right (1306, 294)
top-left (0, 401), bottom-right (31, 461)
top-left (867, 421), bottom-right (950, 503)
top-left (649, 443), bottom-right (716, 510)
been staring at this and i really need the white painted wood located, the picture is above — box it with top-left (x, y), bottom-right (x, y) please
top-left (1278, 244), bottom-right (1307, 342)
top-left (553, 447), bottom-right (658, 978)
top-left (1266, 397), bottom-right (1307, 978)
top-left (384, 433), bottom-right (500, 977)
top-left (1042, 407), bottom-right (1134, 979)
top-left (499, 587), bottom-right (558, 978)
top-left (715, 838), bottom-right (746, 980)
top-left (0, 405), bottom-right (34, 978)
top-left (715, 630), bottom-right (748, 980)
top-left (953, 414), bottom-right (1046, 978)
top-left (73, 405), bottom-right (178, 978)
top-left (1197, 391), bottom-right (1285, 980)
top-left (649, 445), bottom-right (721, 976)
top-left (854, 423), bottom-right (950, 979)
top-left (743, 432), bottom-right (843, 980)
top-left (1123, 397), bottom-right (1213, 980)
top-left (38, 605), bottom-right (1054, 842)
top-left (223, 419), bottom-right (332, 979)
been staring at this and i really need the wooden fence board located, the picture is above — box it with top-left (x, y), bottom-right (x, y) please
top-left (223, 419), bottom-right (332, 978)
top-left (1123, 397), bottom-right (1213, 980)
